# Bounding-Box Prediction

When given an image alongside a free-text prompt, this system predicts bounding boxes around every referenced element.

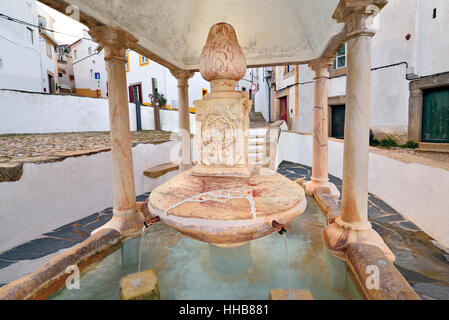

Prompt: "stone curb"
[311,186,420,300]
[0,228,122,300]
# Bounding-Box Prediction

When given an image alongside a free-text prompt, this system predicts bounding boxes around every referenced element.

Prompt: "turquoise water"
[50,198,362,300]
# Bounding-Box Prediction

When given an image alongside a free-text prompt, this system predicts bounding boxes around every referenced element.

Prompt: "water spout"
[272,220,287,235]
[138,216,161,274]
[144,216,161,228]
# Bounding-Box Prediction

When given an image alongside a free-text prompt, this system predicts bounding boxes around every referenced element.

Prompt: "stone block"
[269,289,314,300]
[120,269,160,300]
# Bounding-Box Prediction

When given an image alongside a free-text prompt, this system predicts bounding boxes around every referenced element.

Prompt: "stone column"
[89,26,144,237]
[408,89,423,142]
[323,0,395,261]
[171,69,195,171]
[305,61,340,199]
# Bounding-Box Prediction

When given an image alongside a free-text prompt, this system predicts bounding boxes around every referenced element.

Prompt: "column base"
[305,180,340,199]
[323,217,395,262]
[92,209,145,238]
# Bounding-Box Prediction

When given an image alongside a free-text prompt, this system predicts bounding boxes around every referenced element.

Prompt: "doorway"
[422,86,449,143]
[331,105,345,139]
[47,73,55,94]
[280,97,288,123]
[129,83,143,103]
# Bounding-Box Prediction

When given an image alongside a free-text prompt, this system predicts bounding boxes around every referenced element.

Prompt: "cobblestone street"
[0,130,176,164]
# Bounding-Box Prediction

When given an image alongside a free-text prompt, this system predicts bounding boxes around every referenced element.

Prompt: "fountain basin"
[148,167,307,245]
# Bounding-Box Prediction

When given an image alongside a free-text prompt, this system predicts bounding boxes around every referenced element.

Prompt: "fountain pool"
[49,198,362,300]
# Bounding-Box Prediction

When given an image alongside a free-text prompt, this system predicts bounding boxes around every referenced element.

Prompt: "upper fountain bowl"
[148,168,307,245]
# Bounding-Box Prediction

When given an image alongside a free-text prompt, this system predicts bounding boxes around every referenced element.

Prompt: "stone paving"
[0,131,176,165]
[0,161,448,299]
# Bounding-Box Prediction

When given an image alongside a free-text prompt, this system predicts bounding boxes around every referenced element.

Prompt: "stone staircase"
[248,127,269,165]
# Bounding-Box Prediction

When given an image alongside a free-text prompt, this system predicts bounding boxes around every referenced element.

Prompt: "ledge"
[144,162,179,179]
[0,163,23,182]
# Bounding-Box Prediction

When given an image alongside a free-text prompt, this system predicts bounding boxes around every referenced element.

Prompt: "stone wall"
[0,141,179,253]
[0,89,195,134]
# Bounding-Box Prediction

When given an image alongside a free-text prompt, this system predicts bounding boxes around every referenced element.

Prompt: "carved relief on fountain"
[193,22,254,177]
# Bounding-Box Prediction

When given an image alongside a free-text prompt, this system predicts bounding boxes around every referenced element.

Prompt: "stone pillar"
[305,61,340,199]
[171,69,195,171]
[323,0,395,261]
[89,26,144,237]
[408,89,423,142]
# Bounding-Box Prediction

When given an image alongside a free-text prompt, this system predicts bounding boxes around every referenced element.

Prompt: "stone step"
[144,162,179,178]
[249,141,265,147]
[416,142,449,153]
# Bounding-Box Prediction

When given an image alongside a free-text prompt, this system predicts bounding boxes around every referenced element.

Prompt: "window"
[90,69,93,79]
[333,44,346,70]
[283,65,295,78]
[433,8,437,19]
[0,57,3,68]
[202,89,208,99]
[139,55,149,66]
[26,27,34,44]
[58,72,63,77]
[88,47,92,55]
[74,50,78,60]
[46,41,52,59]
[69,75,75,81]
[125,52,130,72]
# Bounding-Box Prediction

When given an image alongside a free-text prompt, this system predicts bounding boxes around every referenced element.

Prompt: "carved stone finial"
[199,23,247,85]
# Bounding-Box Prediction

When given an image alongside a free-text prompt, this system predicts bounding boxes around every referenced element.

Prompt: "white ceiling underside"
[65,0,344,70]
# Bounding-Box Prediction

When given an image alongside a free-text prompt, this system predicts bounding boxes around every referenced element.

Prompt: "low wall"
[277,131,449,248]
[0,141,179,253]
[0,89,195,134]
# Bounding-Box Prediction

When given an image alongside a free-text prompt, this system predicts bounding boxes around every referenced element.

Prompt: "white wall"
[0,141,179,253]
[417,0,449,76]
[0,89,195,134]
[277,131,449,248]
[0,0,42,92]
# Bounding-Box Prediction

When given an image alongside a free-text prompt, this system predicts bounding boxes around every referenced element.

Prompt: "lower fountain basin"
[148,167,307,244]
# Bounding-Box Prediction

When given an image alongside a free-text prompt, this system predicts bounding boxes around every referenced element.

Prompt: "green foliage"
[400,141,419,149]
[149,92,167,107]
[370,138,381,147]
[379,137,399,147]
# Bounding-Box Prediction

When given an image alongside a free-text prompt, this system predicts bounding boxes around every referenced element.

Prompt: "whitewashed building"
[37,4,59,94]
[269,0,449,147]
[71,34,212,109]
[0,0,42,92]
[70,30,107,98]
[0,0,60,94]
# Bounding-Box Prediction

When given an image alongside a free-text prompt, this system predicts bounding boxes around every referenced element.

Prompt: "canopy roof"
[41,0,349,70]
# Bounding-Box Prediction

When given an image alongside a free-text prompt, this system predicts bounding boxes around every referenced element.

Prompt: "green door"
[422,87,449,143]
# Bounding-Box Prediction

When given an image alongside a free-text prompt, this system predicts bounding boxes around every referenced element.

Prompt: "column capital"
[333,0,388,39]
[308,59,333,79]
[170,69,195,82]
[89,26,138,61]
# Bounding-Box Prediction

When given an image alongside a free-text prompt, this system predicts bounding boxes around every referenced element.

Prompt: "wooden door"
[48,74,55,94]
[422,87,449,143]
[331,105,345,139]
[128,84,142,103]
[280,97,288,122]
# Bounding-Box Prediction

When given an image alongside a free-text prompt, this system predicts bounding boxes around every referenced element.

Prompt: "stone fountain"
[147,22,307,246]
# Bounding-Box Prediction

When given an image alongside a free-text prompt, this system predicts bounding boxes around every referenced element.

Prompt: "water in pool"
[50,198,362,300]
